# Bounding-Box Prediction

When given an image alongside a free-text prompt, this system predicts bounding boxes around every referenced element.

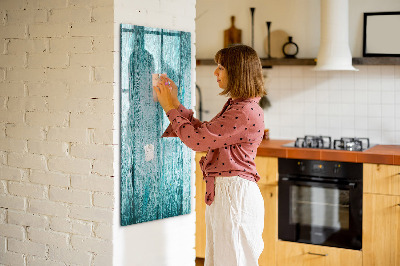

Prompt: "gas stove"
[283,135,373,151]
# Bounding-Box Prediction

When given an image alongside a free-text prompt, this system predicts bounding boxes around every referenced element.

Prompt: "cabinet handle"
[307,252,328,256]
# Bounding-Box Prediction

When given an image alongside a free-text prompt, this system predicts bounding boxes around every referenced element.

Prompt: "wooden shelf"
[352,57,400,65]
[196,57,400,67]
[196,58,315,68]
[260,58,316,67]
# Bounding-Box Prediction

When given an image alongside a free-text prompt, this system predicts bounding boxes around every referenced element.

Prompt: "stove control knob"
[297,161,305,171]
[334,164,341,174]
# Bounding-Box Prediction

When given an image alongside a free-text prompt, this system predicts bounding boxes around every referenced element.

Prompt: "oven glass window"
[290,186,349,230]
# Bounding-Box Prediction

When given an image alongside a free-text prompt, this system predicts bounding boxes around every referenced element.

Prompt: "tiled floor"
[195,257,205,266]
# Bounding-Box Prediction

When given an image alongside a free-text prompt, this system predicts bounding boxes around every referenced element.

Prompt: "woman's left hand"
[153,77,175,113]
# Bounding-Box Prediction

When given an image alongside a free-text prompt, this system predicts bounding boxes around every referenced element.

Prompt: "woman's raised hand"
[153,76,176,113]
[164,77,180,108]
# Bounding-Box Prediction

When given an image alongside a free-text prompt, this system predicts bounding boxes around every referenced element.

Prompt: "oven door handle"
[280,177,357,189]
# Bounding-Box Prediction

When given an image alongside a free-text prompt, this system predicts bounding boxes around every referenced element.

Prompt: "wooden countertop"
[256,139,400,165]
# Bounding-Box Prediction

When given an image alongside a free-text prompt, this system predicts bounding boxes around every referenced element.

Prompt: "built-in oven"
[278,158,363,250]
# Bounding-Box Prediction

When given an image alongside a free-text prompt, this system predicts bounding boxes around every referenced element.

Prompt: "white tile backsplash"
[316,116,330,129]
[341,89,355,104]
[368,117,382,131]
[355,117,368,130]
[395,66,400,78]
[316,89,329,103]
[341,104,355,116]
[196,65,400,144]
[382,105,395,118]
[382,79,395,91]
[368,104,382,118]
[367,77,382,91]
[396,88,400,104]
[329,88,342,103]
[342,117,355,128]
[382,90,395,104]
[367,91,381,105]
[316,103,329,116]
[381,66,395,77]
[382,117,396,131]
[355,104,368,117]
[383,131,396,144]
[304,102,316,115]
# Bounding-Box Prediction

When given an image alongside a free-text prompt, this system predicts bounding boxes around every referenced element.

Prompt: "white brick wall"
[0,0,114,265]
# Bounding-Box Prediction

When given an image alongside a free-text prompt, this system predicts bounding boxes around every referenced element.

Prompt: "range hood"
[314,0,358,71]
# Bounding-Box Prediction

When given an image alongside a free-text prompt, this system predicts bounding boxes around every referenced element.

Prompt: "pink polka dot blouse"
[161,97,265,205]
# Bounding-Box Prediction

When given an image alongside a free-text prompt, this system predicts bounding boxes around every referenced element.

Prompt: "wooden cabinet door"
[255,156,278,186]
[259,185,278,266]
[195,152,207,258]
[363,193,400,266]
[364,164,400,196]
[277,241,362,266]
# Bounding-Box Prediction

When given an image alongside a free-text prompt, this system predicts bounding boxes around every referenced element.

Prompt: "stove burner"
[295,135,332,149]
[286,136,372,151]
[333,137,370,151]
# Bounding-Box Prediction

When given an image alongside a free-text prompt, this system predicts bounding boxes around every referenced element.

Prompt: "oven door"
[278,176,362,250]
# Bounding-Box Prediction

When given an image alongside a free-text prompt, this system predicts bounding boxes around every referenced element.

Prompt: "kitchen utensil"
[250,7,255,48]
[266,21,272,58]
[224,16,242,48]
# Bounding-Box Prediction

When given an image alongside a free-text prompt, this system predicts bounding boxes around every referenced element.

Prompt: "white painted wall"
[196,0,400,58]
[196,0,400,145]
[113,1,197,266]
[196,0,319,58]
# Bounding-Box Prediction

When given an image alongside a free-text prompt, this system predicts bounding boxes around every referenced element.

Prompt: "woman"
[154,44,266,266]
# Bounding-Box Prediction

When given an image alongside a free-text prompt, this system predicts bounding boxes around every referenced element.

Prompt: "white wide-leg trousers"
[205,176,264,266]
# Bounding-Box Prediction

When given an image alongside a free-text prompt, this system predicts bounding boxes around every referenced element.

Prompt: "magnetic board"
[120,24,192,225]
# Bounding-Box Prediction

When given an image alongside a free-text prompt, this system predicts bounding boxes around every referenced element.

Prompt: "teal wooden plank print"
[120,24,192,226]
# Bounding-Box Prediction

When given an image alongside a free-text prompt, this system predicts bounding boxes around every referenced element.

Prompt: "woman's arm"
[165,107,249,152]
[161,102,204,138]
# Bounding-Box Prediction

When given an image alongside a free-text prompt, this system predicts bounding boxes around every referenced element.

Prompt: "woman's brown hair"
[214,44,266,99]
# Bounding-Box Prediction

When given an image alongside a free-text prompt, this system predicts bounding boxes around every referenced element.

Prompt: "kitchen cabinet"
[255,156,278,186]
[256,157,278,266]
[195,154,279,265]
[363,193,400,266]
[363,163,400,196]
[363,164,400,266]
[195,156,400,265]
[195,152,207,258]
[276,241,362,266]
[259,184,278,266]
